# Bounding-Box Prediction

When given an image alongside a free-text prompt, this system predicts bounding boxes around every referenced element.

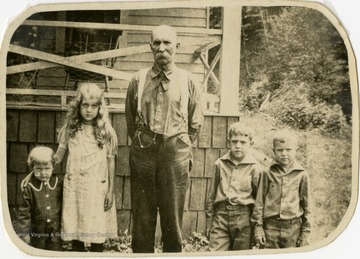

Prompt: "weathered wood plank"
[198,116,212,148]
[204,148,220,178]
[6,110,19,141]
[212,117,227,148]
[113,113,128,146]
[115,175,125,209]
[129,8,206,18]
[196,211,206,234]
[191,148,205,177]
[6,88,126,99]
[22,20,222,35]
[7,44,150,74]
[55,112,66,143]
[182,211,198,239]
[116,146,130,176]
[9,45,133,80]
[8,143,28,173]
[226,116,240,148]
[7,173,17,206]
[19,111,37,142]
[219,6,242,114]
[123,176,131,209]
[38,111,55,143]
[127,33,219,45]
[126,16,206,28]
[206,178,212,208]
[189,178,207,210]
[183,187,190,211]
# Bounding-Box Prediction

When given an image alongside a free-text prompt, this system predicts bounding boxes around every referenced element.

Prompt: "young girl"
[55,82,118,252]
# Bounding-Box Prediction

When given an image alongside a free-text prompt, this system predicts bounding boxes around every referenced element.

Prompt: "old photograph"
[0,0,358,257]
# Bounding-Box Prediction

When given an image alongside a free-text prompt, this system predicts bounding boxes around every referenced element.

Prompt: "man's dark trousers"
[129,130,192,253]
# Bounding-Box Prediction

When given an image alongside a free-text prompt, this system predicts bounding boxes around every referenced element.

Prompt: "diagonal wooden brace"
[7,44,150,80]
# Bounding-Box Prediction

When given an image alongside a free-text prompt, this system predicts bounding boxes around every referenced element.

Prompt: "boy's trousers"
[263,216,302,248]
[209,203,252,251]
[129,130,192,253]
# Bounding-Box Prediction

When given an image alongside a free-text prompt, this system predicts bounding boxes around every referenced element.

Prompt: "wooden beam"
[194,40,221,56]
[200,48,221,91]
[8,45,133,80]
[219,7,242,115]
[6,88,126,99]
[22,20,223,35]
[198,54,220,91]
[7,44,150,75]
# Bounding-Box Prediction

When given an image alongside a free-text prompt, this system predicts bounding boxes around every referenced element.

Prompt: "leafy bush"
[273,99,350,137]
[243,95,261,111]
[104,230,132,253]
[182,232,210,252]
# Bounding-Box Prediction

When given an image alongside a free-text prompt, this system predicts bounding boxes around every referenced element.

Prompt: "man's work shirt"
[252,160,311,240]
[206,152,263,220]
[125,64,203,142]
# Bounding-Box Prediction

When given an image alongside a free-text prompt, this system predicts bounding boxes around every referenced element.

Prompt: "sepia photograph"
[0,0,358,258]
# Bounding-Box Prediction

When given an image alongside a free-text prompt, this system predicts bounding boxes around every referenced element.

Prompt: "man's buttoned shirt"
[125,64,203,142]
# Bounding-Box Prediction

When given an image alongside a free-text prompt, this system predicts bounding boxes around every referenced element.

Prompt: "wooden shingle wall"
[6,109,239,240]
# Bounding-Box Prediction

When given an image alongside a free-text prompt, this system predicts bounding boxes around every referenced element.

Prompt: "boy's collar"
[271,159,305,172]
[28,173,58,191]
[221,151,258,165]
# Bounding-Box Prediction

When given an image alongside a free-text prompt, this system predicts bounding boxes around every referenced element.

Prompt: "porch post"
[219,6,242,114]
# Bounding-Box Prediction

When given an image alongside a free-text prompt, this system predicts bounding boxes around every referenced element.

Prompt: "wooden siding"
[108,7,220,92]
[6,108,239,240]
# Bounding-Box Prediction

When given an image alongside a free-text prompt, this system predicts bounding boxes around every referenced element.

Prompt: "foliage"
[240,6,352,130]
[264,83,351,138]
[182,232,210,252]
[103,230,132,253]
[103,231,210,253]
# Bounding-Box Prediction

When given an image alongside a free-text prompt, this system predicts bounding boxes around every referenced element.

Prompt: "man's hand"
[104,191,114,211]
[205,220,212,239]
[20,172,33,192]
[255,234,266,247]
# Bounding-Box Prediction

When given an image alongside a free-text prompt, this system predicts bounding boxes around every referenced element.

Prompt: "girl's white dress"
[59,124,118,243]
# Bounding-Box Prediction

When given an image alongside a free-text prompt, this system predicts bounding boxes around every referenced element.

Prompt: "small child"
[206,122,263,251]
[252,129,311,249]
[14,146,63,251]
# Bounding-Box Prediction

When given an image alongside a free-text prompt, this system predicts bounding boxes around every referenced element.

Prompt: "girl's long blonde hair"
[60,82,118,155]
